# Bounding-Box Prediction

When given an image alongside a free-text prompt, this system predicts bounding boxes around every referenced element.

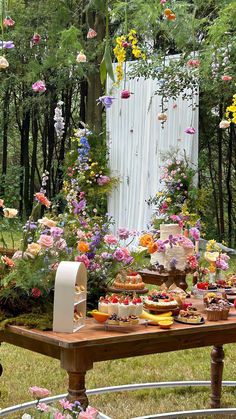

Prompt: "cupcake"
[218,300,230,320]
[206,304,222,321]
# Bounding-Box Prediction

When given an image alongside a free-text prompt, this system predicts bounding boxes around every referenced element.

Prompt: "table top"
[1,299,236,366]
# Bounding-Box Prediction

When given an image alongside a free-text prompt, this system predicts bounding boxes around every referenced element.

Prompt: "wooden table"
[1,301,236,411]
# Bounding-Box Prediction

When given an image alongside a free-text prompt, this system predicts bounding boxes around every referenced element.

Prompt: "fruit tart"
[144,290,178,311]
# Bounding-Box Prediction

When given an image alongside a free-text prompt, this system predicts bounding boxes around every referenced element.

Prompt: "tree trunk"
[1,87,10,197]
[30,107,38,207]
[226,125,234,246]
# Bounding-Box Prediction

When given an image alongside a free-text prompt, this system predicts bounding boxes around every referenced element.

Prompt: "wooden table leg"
[67,371,88,408]
[60,348,93,410]
[210,345,224,408]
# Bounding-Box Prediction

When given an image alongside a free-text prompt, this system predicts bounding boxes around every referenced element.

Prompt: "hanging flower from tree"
[87,28,97,39]
[76,51,86,63]
[3,16,15,27]
[32,33,41,45]
[0,56,9,69]
[113,29,146,86]
[32,80,46,92]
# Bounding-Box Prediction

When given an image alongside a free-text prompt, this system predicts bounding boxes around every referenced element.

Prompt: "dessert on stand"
[109,271,148,294]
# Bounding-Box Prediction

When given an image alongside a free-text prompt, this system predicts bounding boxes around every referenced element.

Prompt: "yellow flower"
[166,197,172,203]
[27,243,41,256]
[204,251,219,263]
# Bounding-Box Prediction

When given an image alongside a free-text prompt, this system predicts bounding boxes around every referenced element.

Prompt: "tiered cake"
[151,224,194,271]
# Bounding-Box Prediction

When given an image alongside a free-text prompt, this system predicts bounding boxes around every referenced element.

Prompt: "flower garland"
[226,93,236,124]
[113,29,145,85]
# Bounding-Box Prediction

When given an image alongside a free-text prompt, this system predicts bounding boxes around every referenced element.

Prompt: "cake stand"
[139,268,189,291]
[108,286,149,295]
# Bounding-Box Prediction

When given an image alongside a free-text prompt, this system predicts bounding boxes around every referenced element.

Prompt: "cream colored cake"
[150,223,194,271]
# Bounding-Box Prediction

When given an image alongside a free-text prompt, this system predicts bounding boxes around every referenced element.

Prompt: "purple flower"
[184,127,196,135]
[97,95,115,109]
[168,234,178,248]
[157,240,167,252]
[50,227,64,238]
[97,175,110,186]
[113,248,125,261]
[101,252,112,260]
[189,227,200,240]
[23,221,37,231]
[72,199,86,214]
[216,259,228,271]
[0,40,15,49]
[87,252,96,259]
[220,253,230,262]
[124,256,134,265]
[117,228,130,240]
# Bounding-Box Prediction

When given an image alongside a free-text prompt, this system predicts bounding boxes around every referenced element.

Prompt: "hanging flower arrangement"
[226,93,236,124]
[76,51,87,63]
[0,56,9,69]
[32,80,46,93]
[87,28,97,39]
[113,29,145,86]
[3,16,15,27]
[32,33,41,45]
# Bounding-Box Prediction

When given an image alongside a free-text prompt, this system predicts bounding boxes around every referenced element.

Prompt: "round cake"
[113,272,145,290]
[144,291,178,311]
[150,223,194,271]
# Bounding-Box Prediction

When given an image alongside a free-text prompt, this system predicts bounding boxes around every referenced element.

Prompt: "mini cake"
[206,304,222,321]
[144,290,178,311]
[98,296,109,313]
[113,272,145,290]
[150,223,194,271]
[178,307,202,324]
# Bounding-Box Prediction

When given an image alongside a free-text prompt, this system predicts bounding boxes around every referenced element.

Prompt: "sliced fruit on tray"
[90,310,110,323]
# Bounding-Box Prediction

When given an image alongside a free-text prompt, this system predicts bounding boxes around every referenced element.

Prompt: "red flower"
[32,288,42,298]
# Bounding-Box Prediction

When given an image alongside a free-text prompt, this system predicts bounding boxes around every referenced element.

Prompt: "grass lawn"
[1,343,236,418]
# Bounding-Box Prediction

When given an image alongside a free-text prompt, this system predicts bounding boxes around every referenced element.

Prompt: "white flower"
[3,208,18,218]
[21,414,32,419]
[219,120,230,129]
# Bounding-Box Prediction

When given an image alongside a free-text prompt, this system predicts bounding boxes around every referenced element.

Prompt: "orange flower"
[139,234,154,248]
[164,8,172,16]
[77,241,90,253]
[167,13,176,20]
[1,255,15,268]
[35,192,51,208]
[148,242,158,254]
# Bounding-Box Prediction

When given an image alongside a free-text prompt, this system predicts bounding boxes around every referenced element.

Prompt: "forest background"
[0,0,236,245]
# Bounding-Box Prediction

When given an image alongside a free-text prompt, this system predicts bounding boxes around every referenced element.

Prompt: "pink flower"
[87,28,97,39]
[184,127,196,135]
[117,228,130,240]
[38,234,54,248]
[160,0,167,3]
[75,254,90,268]
[54,238,67,250]
[120,247,130,258]
[54,413,65,419]
[77,229,86,240]
[216,259,228,271]
[221,75,232,81]
[104,234,118,245]
[59,399,73,411]
[32,33,41,45]
[220,253,230,261]
[85,407,99,418]
[189,227,200,240]
[187,59,200,68]
[97,175,110,186]
[29,386,51,399]
[113,248,125,261]
[32,80,46,93]
[31,288,41,298]
[0,199,4,207]
[37,403,50,412]
[121,89,131,99]
[78,411,96,419]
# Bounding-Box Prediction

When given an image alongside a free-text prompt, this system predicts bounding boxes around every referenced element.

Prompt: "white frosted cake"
[151,223,194,271]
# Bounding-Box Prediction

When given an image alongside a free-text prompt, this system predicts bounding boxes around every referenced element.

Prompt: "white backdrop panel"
[106,61,198,233]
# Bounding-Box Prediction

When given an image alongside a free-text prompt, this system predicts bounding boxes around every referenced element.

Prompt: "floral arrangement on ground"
[0,127,148,330]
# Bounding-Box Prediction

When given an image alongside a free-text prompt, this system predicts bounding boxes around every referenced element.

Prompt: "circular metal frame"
[1,380,236,418]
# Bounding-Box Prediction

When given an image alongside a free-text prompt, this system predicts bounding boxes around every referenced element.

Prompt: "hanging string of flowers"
[113,29,146,86]
[226,92,236,124]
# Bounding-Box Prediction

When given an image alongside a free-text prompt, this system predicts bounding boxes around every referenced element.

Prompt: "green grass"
[1,343,236,418]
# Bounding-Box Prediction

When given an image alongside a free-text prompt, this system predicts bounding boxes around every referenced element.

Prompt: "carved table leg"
[67,371,88,408]
[211,345,224,408]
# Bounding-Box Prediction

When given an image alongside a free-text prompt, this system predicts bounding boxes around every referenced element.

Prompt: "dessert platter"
[203,292,232,321]
[174,307,204,324]
[109,271,148,294]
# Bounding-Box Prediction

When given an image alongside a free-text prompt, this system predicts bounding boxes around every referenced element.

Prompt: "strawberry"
[123,299,129,305]
[112,297,119,303]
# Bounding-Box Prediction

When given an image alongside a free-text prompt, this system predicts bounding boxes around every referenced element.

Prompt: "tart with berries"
[143,290,178,311]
